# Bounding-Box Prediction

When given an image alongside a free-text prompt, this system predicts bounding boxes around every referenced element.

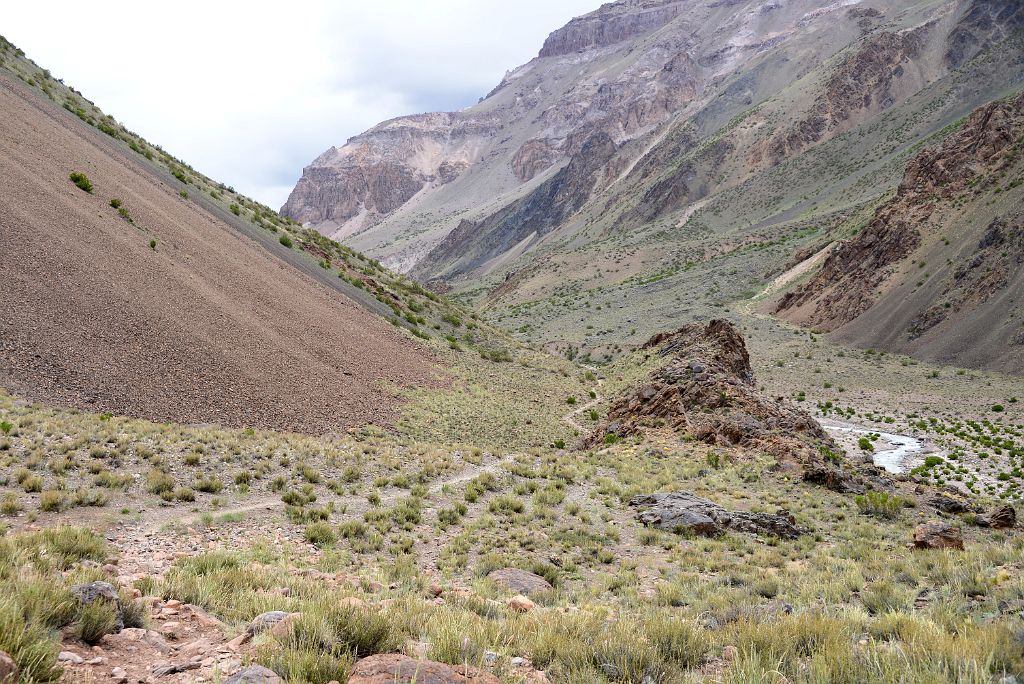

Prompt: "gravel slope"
[0,73,441,434]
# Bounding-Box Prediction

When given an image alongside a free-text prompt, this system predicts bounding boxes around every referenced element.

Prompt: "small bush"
[304,522,336,547]
[854,491,906,519]
[69,171,92,193]
[76,601,119,645]
[39,491,65,512]
[279,235,293,248]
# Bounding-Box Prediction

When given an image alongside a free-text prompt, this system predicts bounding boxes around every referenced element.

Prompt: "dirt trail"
[562,367,604,433]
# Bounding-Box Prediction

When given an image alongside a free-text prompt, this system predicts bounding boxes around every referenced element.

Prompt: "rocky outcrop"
[538,1,686,58]
[630,492,804,539]
[912,521,964,550]
[758,28,929,166]
[281,113,497,237]
[945,0,1024,68]
[592,320,869,491]
[415,132,617,279]
[776,92,1024,332]
[977,504,1017,529]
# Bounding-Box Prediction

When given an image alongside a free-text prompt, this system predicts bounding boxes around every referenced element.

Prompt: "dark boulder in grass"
[977,505,1016,529]
[0,651,16,684]
[71,580,123,632]
[630,492,803,539]
[912,521,964,550]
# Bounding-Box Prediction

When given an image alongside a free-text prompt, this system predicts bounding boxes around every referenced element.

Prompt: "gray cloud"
[3,1,597,209]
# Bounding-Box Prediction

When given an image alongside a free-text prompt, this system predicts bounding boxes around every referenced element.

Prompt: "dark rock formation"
[776,92,1024,332]
[977,504,1017,529]
[912,521,965,550]
[539,1,686,58]
[630,492,804,539]
[415,132,617,279]
[591,320,860,489]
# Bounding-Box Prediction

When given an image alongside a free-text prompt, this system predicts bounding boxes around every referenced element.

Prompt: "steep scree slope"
[0,65,440,434]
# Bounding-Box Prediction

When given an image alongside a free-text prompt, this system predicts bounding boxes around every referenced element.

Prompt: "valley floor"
[1,319,1023,683]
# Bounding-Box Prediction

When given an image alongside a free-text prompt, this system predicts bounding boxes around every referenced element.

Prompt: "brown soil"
[0,73,441,434]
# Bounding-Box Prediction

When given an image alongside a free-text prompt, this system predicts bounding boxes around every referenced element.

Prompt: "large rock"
[630,492,803,539]
[347,654,499,684]
[591,321,853,490]
[71,580,123,632]
[0,651,17,683]
[978,505,1016,529]
[486,568,553,596]
[913,521,964,550]
[246,611,291,636]
[225,665,283,684]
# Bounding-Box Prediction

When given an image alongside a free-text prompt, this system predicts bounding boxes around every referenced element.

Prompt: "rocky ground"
[2,323,1022,683]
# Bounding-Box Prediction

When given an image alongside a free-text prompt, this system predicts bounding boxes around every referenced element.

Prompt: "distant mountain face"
[773,91,1024,373]
[284,0,1024,371]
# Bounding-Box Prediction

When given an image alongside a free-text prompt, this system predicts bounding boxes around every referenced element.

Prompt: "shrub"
[854,491,906,519]
[279,235,293,248]
[76,601,119,645]
[858,436,874,452]
[145,469,175,495]
[69,171,92,193]
[0,493,22,516]
[992,404,1005,412]
[195,477,224,494]
[229,203,241,216]
[39,491,65,512]
[109,198,121,208]
[304,522,336,547]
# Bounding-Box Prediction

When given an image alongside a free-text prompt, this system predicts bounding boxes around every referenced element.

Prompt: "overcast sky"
[3,1,598,208]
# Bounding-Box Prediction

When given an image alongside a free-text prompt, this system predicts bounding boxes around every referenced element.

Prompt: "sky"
[3,1,598,209]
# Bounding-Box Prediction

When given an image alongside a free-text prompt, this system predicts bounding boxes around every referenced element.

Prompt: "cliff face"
[281,113,496,238]
[538,0,687,58]
[774,92,1024,373]
[282,0,1024,371]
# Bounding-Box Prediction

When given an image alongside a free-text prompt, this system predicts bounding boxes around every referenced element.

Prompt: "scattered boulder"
[929,491,975,514]
[246,611,291,636]
[0,651,16,683]
[912,521,964,550]
[486,568,552,596]
[507,595,535,613]
[225,665,283,684]
[630,492,803,539]
[347,654,500,684]
[111,667,129,684]
[338,597,368,611]
[978,505,1017,529]
[152,661,201,676]
[268,612,302,639]
[71,580,124,632]
[58,651,84,664]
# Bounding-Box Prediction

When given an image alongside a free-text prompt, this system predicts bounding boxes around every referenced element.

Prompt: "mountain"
[0,37,449,434]
[283,0,1024,371]
[773,91,1024,373]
